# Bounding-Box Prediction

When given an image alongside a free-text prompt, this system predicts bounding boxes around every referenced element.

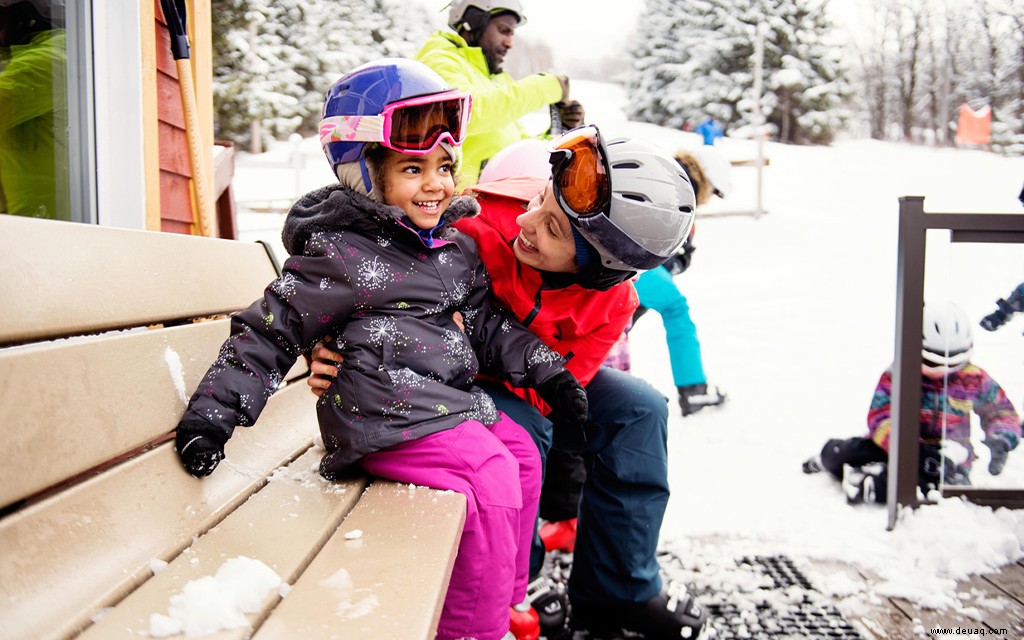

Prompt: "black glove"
[556,100,585,130]
[536,370,589,426]
[176,420,228,477]
[986,438,1011,475]
[918,443,944,484]
[980,298,1013,331]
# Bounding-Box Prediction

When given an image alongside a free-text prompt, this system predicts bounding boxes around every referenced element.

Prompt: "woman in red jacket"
[308,126,707,640]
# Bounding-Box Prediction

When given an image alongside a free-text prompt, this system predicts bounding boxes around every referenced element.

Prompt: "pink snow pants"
[361,412,542,640]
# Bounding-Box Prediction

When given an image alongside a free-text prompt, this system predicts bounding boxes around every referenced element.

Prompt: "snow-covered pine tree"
[626,0,848,144]
[212,0,433,149]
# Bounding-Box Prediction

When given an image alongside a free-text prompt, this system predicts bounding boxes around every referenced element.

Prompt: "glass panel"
[0,1,82,221]
[924,229,1024,492]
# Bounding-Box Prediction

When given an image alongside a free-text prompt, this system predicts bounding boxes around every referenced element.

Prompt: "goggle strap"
[319,115,386,147]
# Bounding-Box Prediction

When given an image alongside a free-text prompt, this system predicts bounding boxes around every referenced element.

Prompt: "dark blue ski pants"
[478,366,670,606]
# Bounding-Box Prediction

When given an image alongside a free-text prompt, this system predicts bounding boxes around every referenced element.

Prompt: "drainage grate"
[546,551,864,639]
[692,555,865,640]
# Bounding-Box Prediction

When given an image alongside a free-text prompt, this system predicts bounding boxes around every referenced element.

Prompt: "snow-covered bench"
[0,215,465,640]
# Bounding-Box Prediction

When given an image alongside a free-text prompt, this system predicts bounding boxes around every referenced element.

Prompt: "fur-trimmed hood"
[282,184,480,256]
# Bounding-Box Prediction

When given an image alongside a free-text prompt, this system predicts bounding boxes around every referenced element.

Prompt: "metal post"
[888,196,927,530]
[752,25,765,218]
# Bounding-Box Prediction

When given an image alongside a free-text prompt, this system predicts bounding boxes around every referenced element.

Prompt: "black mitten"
[536,370,589,426]
[985,438,1011,476]
[176,420,228,477]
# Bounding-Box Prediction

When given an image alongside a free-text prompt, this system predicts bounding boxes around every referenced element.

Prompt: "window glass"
[0,0,74,220]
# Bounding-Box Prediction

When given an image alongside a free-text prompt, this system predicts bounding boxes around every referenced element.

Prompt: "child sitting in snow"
[803,301,1020,504]
[173,59,588,640]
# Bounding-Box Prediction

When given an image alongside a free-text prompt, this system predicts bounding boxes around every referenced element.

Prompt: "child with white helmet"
[803,301,1021,504]
[173,58,590,640]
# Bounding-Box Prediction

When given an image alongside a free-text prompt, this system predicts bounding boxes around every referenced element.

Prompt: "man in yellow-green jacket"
[415,0,583,191]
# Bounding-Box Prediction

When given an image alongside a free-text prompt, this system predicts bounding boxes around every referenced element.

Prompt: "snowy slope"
[234,79,1024,616]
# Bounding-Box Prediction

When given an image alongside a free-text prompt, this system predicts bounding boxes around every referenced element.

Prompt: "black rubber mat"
[666,553,865,640]
[547,551,865,640]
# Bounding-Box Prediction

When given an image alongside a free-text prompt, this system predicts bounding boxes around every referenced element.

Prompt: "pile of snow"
[149,557,283,638]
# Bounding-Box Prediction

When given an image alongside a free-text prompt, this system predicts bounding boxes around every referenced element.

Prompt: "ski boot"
[539,517,577,553]
[571,582,707,639]
[677,383,726,417]
[509,602,540,640]
[527,575,569,638]
[802,454,823,474]
[842,462,885,504]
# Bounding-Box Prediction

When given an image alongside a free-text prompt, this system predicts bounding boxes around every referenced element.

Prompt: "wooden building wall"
[143,0,214,236]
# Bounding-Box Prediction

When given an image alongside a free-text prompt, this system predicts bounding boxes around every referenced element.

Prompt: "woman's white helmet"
[579,136,696,274]
[921,301,974,376]
[447,0,527,30]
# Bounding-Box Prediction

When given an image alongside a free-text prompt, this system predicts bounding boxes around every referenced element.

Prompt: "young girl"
[803,301,1020,504]
[174,58,588,640]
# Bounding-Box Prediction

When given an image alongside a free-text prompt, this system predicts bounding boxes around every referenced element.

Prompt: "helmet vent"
[621,193,649,203]
[680,205,693,213]
[613,161,641,170]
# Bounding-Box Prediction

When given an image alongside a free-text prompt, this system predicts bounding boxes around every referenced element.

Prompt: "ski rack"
[889,197,1024,530]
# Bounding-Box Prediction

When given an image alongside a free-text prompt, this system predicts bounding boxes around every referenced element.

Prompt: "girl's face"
[382,146,455,230]
[513,182,579,274]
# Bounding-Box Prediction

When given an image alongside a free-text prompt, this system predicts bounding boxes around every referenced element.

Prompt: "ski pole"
[160,0,214,237]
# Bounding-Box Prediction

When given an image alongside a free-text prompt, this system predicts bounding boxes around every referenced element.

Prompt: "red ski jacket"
[456,177,639,412]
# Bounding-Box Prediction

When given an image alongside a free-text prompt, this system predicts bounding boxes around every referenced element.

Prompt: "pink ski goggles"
[319,91,472,155]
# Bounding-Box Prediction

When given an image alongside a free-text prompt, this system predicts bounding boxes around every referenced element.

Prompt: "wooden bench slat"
[0,320,310,509]
[0,382,317,640]
[0,320,227,507]
[252,481,465,640]
[0,216,279,346]
[76,449,368,639]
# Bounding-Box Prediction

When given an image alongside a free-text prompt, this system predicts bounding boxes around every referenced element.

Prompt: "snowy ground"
[233,80,1024,623]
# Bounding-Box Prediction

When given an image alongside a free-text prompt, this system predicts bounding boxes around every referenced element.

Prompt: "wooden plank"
[0,382,317,640]
[159,119,191,176]
[0,319,311,508]
[160,170,195,225]
[252,481,466,640]
[0,320,229,507]
[802,559,918,640]
[77,450,368,640]
[0,216,278,345]
[157,71,186,131]
[985,561,1024,606]
[956,573,1024,637]
[889,596,985,636]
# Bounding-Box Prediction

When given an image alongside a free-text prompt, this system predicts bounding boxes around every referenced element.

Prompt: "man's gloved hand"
[536,370,589,426]
[985,438,1011,475]
[557,100,585,130]
[553,74,570,103]
[176,420,228,477]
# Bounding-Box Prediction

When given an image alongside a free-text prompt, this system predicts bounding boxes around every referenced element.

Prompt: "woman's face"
[381,146,455,230]
[513,182,579,273]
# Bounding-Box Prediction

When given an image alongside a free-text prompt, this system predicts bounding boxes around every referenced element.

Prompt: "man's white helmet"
[447,0,527,30]
[921,301,974,376]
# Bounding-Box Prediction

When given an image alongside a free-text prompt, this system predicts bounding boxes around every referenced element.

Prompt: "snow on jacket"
[867,365,1021,467]
[180,185,567,479]
[455,177,638,412]
[414,31,562,190]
